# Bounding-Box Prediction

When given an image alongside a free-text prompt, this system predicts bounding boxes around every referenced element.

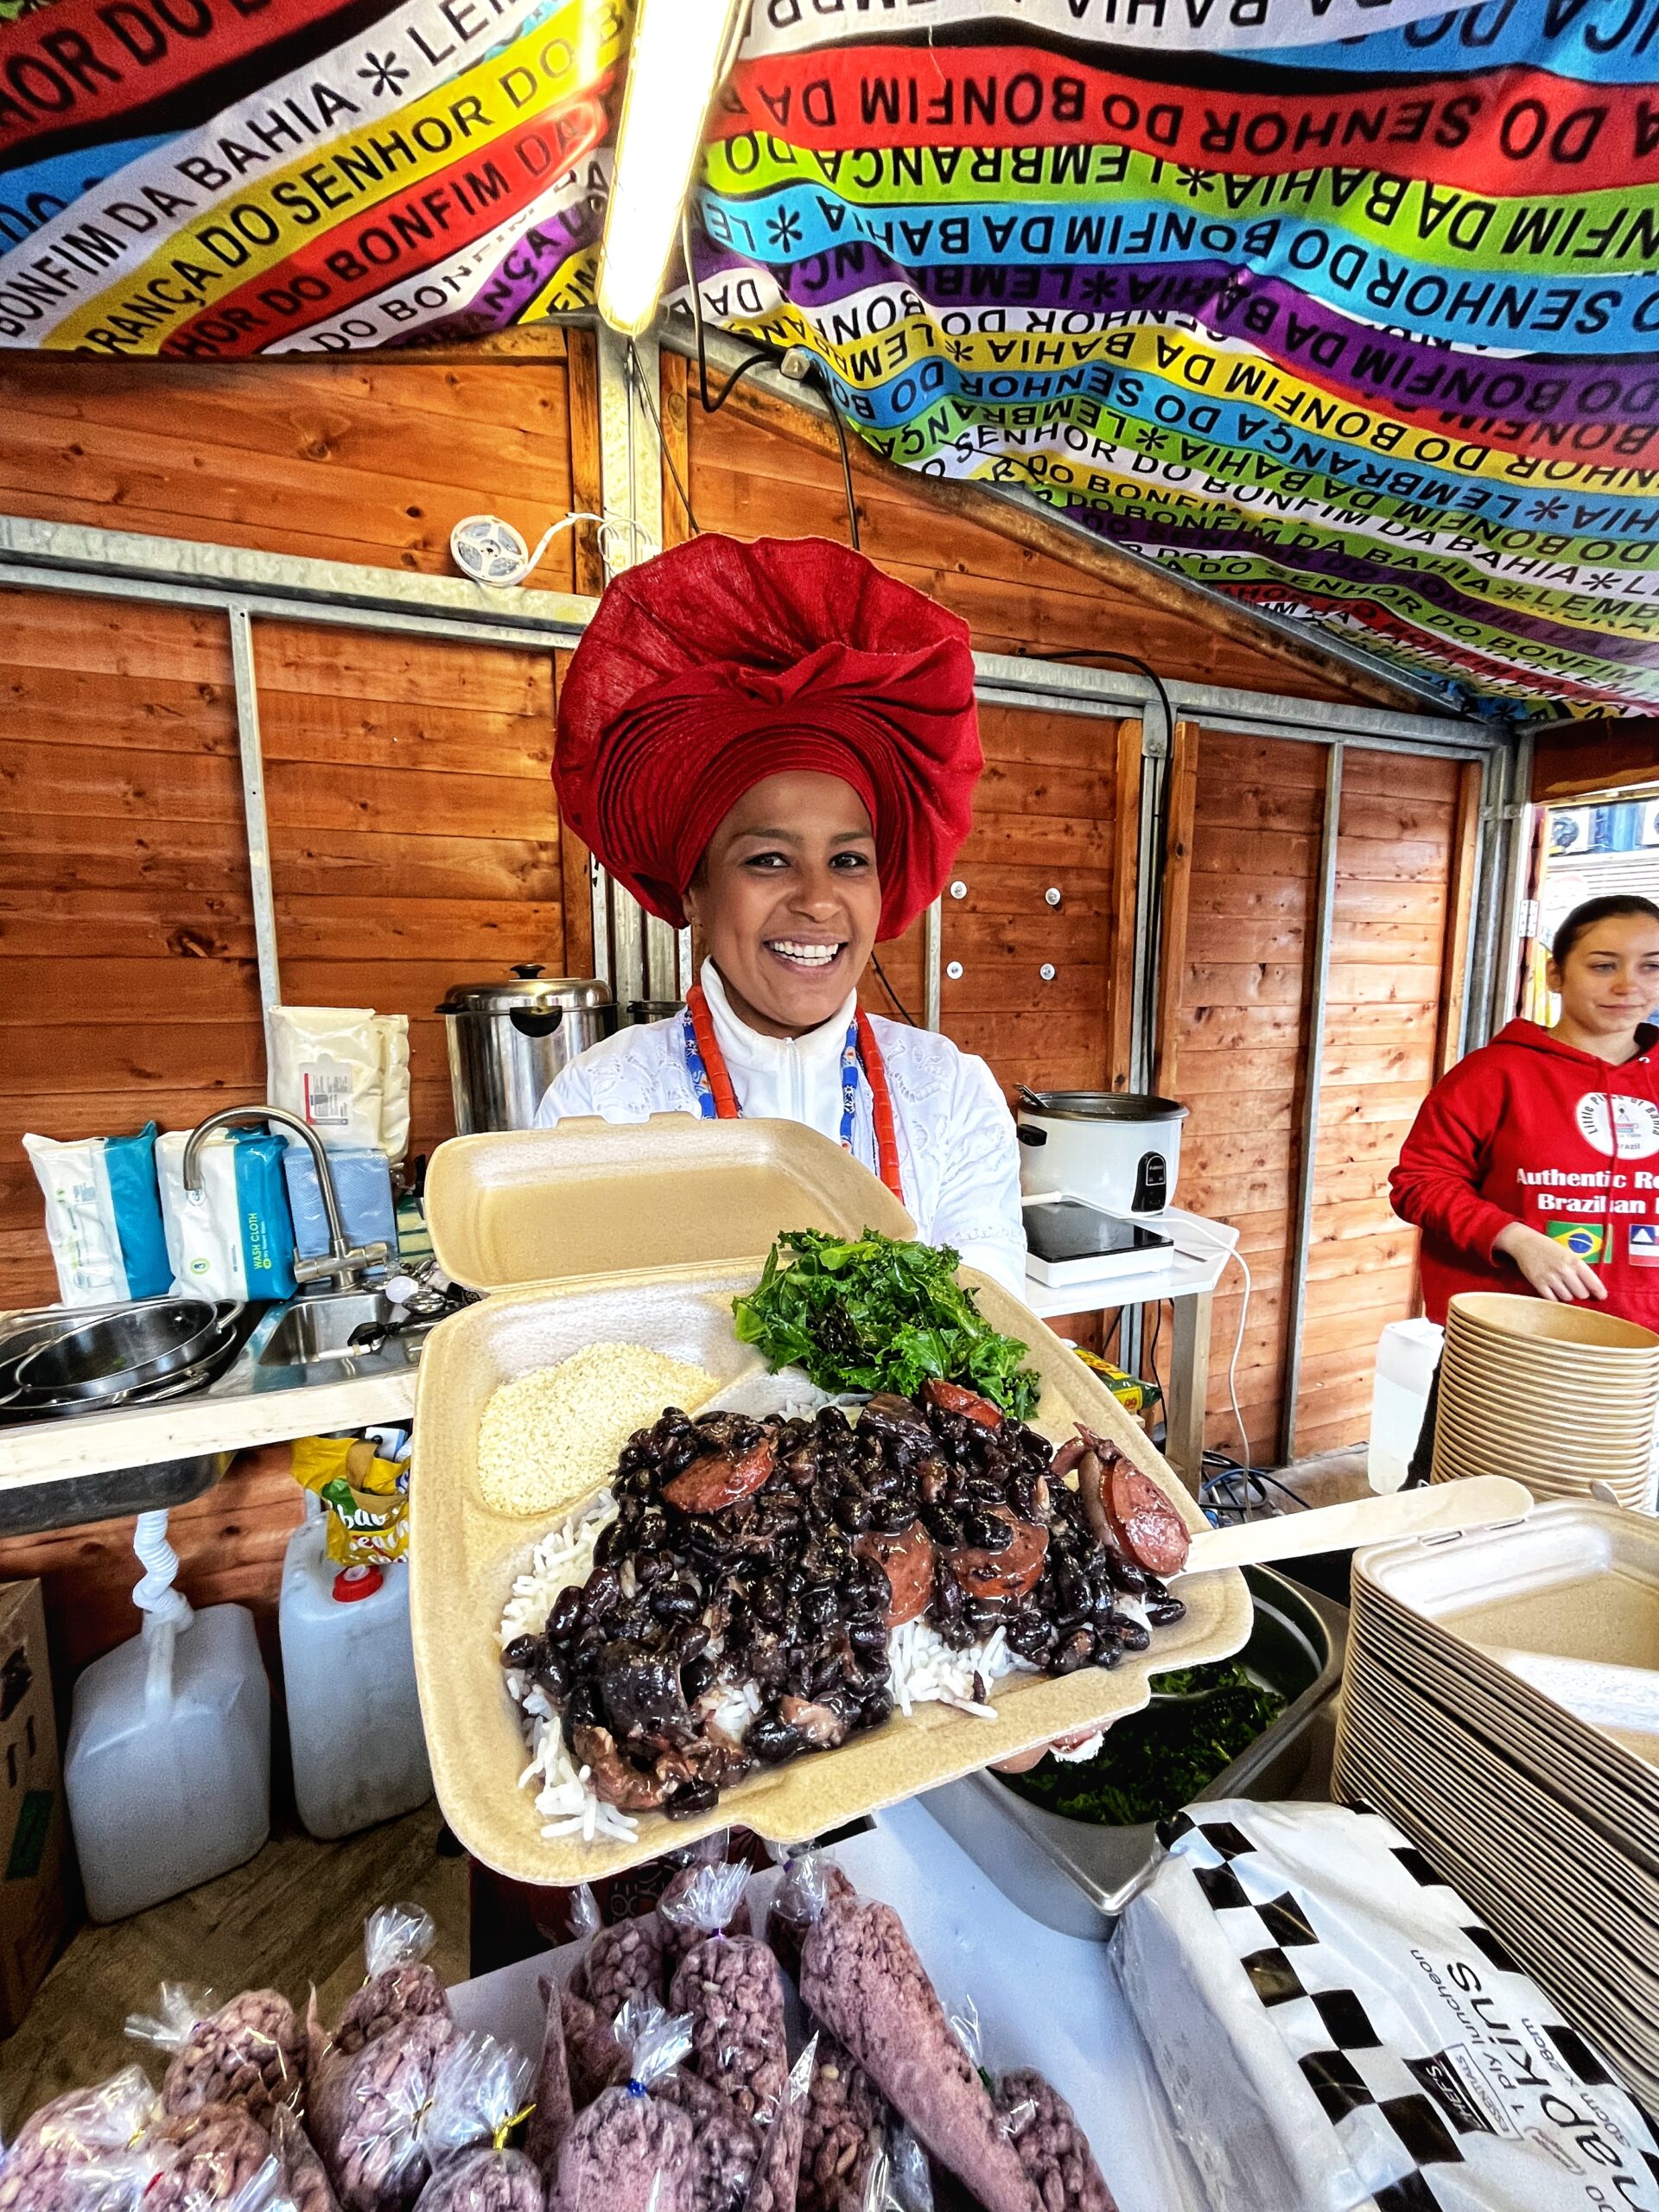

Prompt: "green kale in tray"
[732,1228,1042,1421]
[1000,1660,1288,1827]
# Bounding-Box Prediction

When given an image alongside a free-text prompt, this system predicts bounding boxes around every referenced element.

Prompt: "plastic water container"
[1368,1318,1445,1493]
[280,1514,431,1840]
[65,1604,270,1921]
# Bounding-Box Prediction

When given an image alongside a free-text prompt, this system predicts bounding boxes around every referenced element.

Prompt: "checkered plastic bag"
[1113,1800,1659,2212]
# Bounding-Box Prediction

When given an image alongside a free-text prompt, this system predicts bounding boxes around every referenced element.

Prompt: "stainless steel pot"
[437,967,614,1133]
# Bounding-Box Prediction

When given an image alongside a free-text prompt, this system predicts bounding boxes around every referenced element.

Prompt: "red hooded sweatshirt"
[1390,1020,1659,1328]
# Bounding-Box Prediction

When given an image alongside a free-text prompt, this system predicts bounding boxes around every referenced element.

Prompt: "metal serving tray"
[922,1566,1347,1939]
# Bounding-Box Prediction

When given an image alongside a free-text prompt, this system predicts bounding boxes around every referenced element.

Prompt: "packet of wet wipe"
[156,1128,296,1301]
[24,1122,169,1304]
[1114,1800,1659,2212]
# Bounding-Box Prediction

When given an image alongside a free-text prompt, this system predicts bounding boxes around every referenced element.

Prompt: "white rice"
[479,1344,719,1519]
[498,1487,1037,1851]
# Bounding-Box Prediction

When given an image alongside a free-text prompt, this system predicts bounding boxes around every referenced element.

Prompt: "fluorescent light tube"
[598,0,741,337]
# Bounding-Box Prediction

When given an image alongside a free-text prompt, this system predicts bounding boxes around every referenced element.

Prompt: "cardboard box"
[0,1580,68,2037]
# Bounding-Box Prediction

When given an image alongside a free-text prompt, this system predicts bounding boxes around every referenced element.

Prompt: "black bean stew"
[501,1387,1187,1821]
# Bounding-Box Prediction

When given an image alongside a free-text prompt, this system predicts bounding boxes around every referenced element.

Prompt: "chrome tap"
[181,1106,391,1292]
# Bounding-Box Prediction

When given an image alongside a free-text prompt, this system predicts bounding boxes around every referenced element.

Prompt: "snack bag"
[658,1865,753,1985]
[667,1887,786,2124]
[128,1983,308,2128]
[292,1440,410,1569]
[766,1856,855,1986]
[744,2039,817,2212]
[0,2066,159,2212]
[410,2036,539,2212]
[550,2003,696,2212]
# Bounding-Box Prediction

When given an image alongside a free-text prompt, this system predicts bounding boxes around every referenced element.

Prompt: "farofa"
[478,1344,718,1516]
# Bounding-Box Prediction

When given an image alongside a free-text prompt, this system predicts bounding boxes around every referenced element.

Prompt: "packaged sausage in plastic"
[524,1980,574,2187]
[550,2001,696,2212]
[742,2038,817,2212]
[269,2107,340,2212]
[558,1986,628,2111]
[0,2066,160,2212]
[128,1985,308,2129]
[765,1857,855,1986]
[658,1865,753,1986]
[410,2036,539,2212]
[668,1892,787,2125]
[799,1899,1037,2212]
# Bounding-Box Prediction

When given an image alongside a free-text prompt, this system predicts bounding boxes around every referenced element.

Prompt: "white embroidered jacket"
[535,963,1027,1293]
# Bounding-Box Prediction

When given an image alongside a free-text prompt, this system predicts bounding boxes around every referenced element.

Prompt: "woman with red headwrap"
[536,531,1025,1292]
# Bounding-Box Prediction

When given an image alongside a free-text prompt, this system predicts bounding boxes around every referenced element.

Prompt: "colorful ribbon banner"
[1,0,1657,709]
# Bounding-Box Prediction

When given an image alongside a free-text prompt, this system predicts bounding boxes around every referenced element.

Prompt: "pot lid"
[1016,1088,1189,1123]
[436,967,613,1016]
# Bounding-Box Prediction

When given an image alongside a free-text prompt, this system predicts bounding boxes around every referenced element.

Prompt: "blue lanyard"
[682,1007,864,1157]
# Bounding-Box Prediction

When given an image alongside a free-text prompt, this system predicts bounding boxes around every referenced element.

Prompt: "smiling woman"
[534,531,1027,1294]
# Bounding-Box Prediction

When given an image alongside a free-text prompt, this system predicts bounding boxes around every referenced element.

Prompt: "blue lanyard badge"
[683,1007,864,1154]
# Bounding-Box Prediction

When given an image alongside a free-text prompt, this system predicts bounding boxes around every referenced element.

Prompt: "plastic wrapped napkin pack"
[266,1006,410,1160]
[1114,1799,1658,2212]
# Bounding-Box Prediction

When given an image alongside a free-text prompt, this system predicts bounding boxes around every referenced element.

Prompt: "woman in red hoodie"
[1390,893,1659,1478]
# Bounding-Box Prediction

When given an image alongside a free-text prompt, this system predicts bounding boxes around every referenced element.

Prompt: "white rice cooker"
[1015,1088,1189,1214]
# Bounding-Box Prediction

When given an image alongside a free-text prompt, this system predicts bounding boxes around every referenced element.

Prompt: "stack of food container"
[1332,1497,1659,2107]
[1430,1291,1659,1508]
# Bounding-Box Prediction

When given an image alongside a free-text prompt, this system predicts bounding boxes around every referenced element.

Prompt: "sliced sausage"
[947,1510,1047,1602]
[664,1438,777,1516]
[854,1523,936,1626]
[923,1379,1005,1430]
[1105,1464,1190,1578]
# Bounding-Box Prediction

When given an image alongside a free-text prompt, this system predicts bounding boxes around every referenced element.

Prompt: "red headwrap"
[553,534,982,941]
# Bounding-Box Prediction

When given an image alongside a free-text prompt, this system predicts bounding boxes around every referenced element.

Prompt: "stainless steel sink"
[256,1290,399,1365]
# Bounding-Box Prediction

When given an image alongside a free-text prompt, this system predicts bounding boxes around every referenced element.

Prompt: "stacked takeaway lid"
[1333,1497,1659,2109]
[1430,1292,1659,1510]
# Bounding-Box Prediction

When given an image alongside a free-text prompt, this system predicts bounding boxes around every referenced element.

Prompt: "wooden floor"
[1,1799,468,2132]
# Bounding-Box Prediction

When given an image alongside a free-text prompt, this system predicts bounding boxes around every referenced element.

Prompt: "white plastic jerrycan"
[280,1508,431,1840]
[65,1512,270,1922]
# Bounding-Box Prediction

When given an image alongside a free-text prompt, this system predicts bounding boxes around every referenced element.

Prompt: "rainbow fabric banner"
[690,0,1659,714]
[0,0,1656,711]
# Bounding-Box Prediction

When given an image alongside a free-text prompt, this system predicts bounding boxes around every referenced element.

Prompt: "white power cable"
[1161,1216,1254,1479]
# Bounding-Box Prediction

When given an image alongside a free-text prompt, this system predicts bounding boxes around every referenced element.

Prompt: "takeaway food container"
[923,1566,1347,1937]
[436,968,613,1133]
[1015,1090,1189,1214]
[407,1118,1253,1884]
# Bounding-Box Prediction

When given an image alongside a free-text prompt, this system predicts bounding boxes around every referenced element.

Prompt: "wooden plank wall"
[0,353,582,1310]
[1294,750,1465,1457]
[1159,730,1323,1461]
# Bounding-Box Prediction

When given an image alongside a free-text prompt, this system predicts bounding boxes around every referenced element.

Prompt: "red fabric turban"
[553,534,982,941]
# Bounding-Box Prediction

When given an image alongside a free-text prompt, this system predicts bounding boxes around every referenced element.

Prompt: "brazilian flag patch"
[1547,1224,1607,1261]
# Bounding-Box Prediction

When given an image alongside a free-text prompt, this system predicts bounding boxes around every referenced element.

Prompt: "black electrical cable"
[869,949,918,1027]
[680,209,861,553]
[682,207,779,416]
[813,363,862,550]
